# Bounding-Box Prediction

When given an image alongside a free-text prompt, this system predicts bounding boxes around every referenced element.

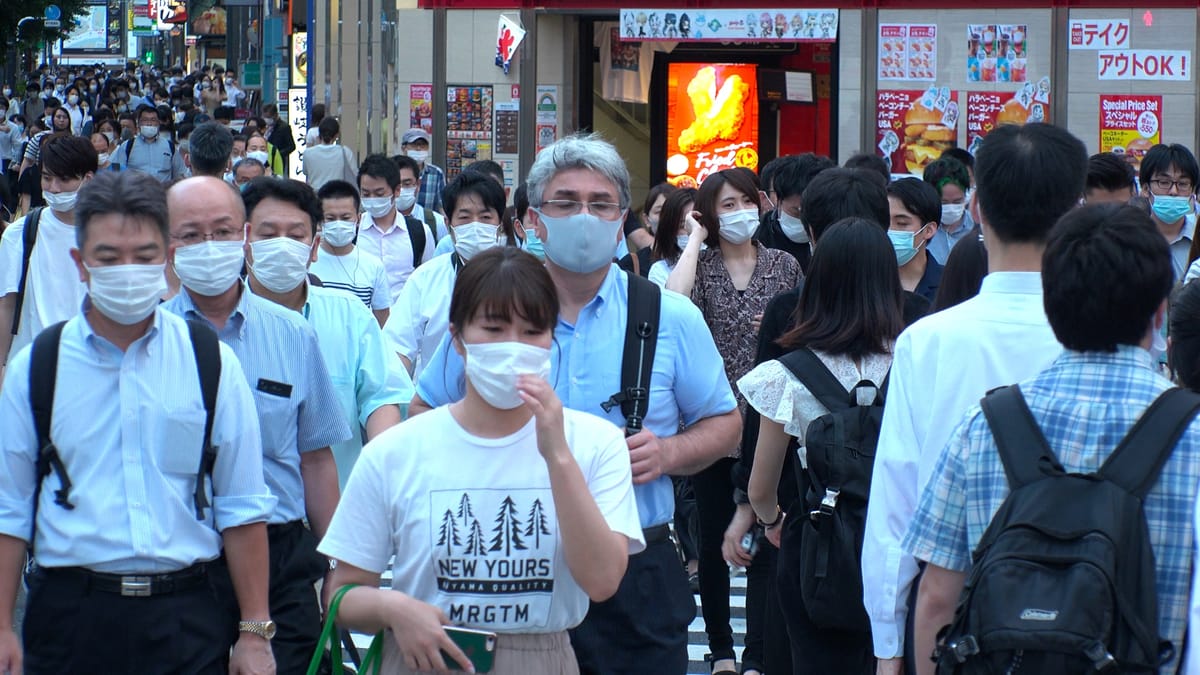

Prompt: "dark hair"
[310,103,326,126]
[641,182,677,220]
[773,153,837,201]
[843,152,891,185]
[466,159,504,185]
[1139,143,1199,194]
[759,156,785,195]
[1043,203,1172,352]
[930,234,988,312]
[241,178,324,236]
[135,104,159,123]
[1170,281,1200,390]
[940,147,975,171]
[317,117,339,143]
[887,178,942,229]
[213,106,234,121]
[1087,152,1136,195]
[74,170,169,248]
[41,134,98,179]
[262,103,279,116]
[188,122,233,177]
[778,217,904,357]
[358,154,401,189]
[513,183,529,223]
[801,168,890,242]
[651,187,698,263]
[448,247,558,335]
[922,157,970,195]
[443,171,511,242]
[390,154,422,182]
[975,123,1088,244]
[317,179,361,212]
[694,168,762,248]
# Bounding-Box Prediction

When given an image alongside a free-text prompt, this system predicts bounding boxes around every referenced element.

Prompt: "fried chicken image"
[678,67,750,153]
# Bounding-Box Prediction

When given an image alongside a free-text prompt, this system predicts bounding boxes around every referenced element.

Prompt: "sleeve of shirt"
[172,146,186,180]
[414,332,466,407]
[371,262,391,311]
[433,212,448,242]
[862,331,924,657]
[1186,497,1200,673]
[647,261,669,288]
[296,325,354,452]
[354,307,412,425]
[386,271,425,364]
[0,346,38,541]
[901,415,973,573]
[317,444,393,573]
[667,293,737,426]
[0,218,27,296]
[577,414,647,555]
[209,344,278,530]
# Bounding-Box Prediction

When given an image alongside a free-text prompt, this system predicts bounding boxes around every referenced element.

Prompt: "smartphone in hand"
[441,626,498,673]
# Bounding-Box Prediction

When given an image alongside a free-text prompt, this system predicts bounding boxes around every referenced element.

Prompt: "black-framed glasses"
[1150,177,1195,194]
[171,227,243,245]
[539,199,623,220]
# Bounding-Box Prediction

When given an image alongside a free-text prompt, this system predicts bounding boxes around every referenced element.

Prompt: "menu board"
[495,103,519,155]
[878,24,937,81]
[446,85,494,179]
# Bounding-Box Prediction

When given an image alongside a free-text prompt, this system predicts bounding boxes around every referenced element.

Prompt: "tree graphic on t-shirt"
[524,498,552,549]
[464,518,488,556]
[436,509,461,556]
[489,495,527,556]
[457,494,475,522]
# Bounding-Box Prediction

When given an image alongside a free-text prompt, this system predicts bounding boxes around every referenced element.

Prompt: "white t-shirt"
[0,209,88,358]
[647,259,674,288]
[384,252,456,378]
[318,406,644,639]
[310,246,391,311]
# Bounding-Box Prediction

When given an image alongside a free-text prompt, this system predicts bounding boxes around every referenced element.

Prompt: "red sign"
[965,90,1050,154]
[1099,95,1161,170]
[511,84,520,100]
[665,63,760,188]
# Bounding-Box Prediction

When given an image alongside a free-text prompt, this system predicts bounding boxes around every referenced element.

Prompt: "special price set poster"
[1099,95,1162,170]
[879,24,936,81]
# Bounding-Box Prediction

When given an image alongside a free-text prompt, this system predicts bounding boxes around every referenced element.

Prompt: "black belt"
[268,520,305,537]
[41,562,209,597]
[642,523,670,544]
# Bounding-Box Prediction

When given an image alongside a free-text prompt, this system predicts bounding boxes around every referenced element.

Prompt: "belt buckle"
[120,576,152,597]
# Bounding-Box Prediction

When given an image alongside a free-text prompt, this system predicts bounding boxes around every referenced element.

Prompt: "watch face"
[264,621,277,639]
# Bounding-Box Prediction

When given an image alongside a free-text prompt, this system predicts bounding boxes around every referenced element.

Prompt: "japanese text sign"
[1098,50,1191,81]
[1069,20,1130,50]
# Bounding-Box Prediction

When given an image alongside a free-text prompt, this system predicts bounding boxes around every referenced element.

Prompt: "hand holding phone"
[441,626,498,673]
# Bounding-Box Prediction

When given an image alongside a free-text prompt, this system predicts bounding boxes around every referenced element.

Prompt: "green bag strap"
[306,583,385,675]
[359,634,384,675]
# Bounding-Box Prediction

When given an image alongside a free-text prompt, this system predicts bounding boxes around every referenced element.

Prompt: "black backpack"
[27,319,222,551]
[935,385,1200,674]
[404,215,428,269]
[778,348,887,632]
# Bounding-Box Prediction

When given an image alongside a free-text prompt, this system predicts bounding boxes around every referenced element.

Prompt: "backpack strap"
[1100,387,1200,499]
[123,137,135,165]
[422,207,440,241]
[186,320,222,520]
[979,385,1064,490]
[601,273,661,435]
[11,207,43,336]
[405,215,427,268]
[777,348,854,413]
[28,321,72,549]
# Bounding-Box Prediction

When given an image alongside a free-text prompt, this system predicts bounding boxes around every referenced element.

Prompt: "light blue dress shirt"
[0,307,276,574]
[300,285,413,489]
[416,264,737,528]
[164,287,351,524]
[928,211,977,265]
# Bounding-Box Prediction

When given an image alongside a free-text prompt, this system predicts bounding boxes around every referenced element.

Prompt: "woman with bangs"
[319,247,643,674]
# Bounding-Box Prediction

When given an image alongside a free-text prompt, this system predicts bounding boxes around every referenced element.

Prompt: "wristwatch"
[757,505,784,529]
[239,620,277,640]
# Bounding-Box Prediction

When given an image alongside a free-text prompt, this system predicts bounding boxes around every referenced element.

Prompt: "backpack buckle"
[809,488,840,521]
[1083,642,1117,673]
[947,635,980,663]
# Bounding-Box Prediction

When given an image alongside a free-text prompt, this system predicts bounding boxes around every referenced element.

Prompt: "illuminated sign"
[666,63,759,188]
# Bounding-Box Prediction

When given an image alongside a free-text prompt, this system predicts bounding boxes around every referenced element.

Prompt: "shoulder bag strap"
[602,272,661,435]
[187,320,221,519]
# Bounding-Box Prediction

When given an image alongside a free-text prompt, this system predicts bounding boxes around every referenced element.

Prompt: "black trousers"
[572,536,696,674]
[744,541,793,674]
[213,521,328,674]
[23,566,226,675]
[672,476,701,563]
[692,457,738,662]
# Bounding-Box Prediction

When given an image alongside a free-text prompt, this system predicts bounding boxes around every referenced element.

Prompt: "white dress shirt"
[356,211,436,303]
[861,272,1062,657]
[383,252,456,378]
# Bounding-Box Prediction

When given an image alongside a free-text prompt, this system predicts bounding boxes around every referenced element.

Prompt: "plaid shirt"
[904,346,1200,673]
[417,163,445,214]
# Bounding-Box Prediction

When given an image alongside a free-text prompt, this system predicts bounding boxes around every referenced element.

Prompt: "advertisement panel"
[666,63,759,187]
[876,87,958,175]
[1099,95,1162,170]
[965,83,1051,155]
[619,9,838,42]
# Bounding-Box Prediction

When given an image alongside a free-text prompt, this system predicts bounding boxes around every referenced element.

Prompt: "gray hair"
[189,121,234,177]
[526,133,631,211]
[233,157,267,174]
[75,170,169,248]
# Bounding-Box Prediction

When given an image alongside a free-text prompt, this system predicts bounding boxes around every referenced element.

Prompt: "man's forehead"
[547,168,620,196]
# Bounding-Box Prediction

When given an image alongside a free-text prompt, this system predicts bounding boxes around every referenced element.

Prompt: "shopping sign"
[1068,19,1129,50]
[1098,50,1191,81]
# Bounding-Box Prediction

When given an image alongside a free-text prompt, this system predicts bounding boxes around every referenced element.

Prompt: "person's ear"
[528,209,548,241]
[70,248,87,283]
[309,235,320,265]
[450,324,465,357]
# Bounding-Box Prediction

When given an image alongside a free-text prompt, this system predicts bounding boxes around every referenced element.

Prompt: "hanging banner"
[666,63,760,187]
[1099,95,1161,170]
[291,32,308,87]
[495,15,525,75]
[619,9,838,42]
[1069,19,1130,50]
[877,88,958,175]
[287,88,307,181]
[1098,50,1191,81]
[965,81,1051,155]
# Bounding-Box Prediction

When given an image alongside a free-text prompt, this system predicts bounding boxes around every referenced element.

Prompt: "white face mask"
[85,263,167,325]
[97,152,110,165]
[103,131,116,144]
[246,150,269,166]
[407,150,429,164]
[395,187,418,211]
[43,189,79,213]
[453,221,502,261]
[777,211,810,244]
[140,125,159,139]
[718,208,760,245]
[321,220,357,248]
[249,237,313,294]
[463,341,552,410]
[362,196,394,219]
[68,94,79,105]
[536,210,623,274]
[941,202,966,225]
[174,239,246,296]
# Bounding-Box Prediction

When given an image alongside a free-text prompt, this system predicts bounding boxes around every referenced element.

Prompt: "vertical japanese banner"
[965,83,1051,155]
[410,84,433,134]
[877,89,958,175]
[665,63,760,187]
[1099,95,1162,170]
[287,88,308,180]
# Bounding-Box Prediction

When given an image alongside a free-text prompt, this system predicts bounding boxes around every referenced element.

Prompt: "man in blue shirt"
[120,104,184,183]
[411,134,742,673]
[0,171,276,674]
[164,175,351,673]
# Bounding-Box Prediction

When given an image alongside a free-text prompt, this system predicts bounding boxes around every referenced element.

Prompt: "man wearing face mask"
[385,171,511,378]
[0,135,97,380]
[310,181,390,326]
[241,177,408,490]
[261,104,296,176]
[163,176,351,674]
[400,128,445,215]
[21,84,45,130]
[1138,143,1199,281]
[392,154,447,243]
[356,154,435,302]
[754,153,836,274]
[0,169,278,675]
[120,105,184,183]
[923,157,976,265]
[410,134,742,674]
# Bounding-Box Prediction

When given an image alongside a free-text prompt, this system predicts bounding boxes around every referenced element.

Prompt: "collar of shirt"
[978,271,1042,296]
[172,284,250,338]
[362,212,405,237]
[559,264,620,330]
[78,296,162,358]
[1038,345,1156,392]
[1168,214,1197,246]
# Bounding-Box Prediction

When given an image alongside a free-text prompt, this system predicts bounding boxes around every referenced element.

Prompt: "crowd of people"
[3,61,1200,675]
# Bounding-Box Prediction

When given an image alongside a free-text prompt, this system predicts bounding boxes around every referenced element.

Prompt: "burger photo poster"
[965,84,1050,155]
[876,88,959,175]
[665,63,760,188]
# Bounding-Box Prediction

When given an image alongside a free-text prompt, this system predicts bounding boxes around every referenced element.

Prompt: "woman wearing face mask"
[887,178,943,302]
[62,86,85,135]
[90,132,116,172]
[619,182,676,278]
[922,157,974,265]
[666,168,802,675]
[246,132,282,176]
[199,77,222,114]
[646,187,698,288]
[319,246,643,675]
[0,98,12,176]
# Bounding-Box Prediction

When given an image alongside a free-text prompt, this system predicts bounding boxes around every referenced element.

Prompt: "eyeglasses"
[1150,177,1195,194]
[539,199,623,220]
[171,227,242,245]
